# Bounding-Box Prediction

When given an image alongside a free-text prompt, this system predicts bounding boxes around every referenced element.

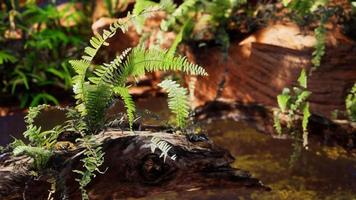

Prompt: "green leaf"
[158,79,190,128]
[0,51,17,64]
[46,67,65,79]
[302,102,311,148]
[302,102,311,132]
[277,92,290,113]
[346,83,356,121]
[297,69,307,88]
[273,111,282,135]
[113,86,136,129]
[30,93,59,107]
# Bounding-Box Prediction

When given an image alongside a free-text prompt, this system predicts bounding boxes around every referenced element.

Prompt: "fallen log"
[0,130,268,200]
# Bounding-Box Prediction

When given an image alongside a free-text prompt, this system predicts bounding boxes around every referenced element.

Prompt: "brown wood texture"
[0,130,267,200]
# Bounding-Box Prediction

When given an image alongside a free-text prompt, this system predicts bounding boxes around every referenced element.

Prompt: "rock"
[0,130,268,199]
[184,22,356,119]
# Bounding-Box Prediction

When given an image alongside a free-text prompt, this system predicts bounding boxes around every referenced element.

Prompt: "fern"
[114,87,136,130]
[23,105,64,148]
[7,7,207,199]
[113,86,136,129]
[89,48,132,86]
[150,136,177,162]
[70,7,160,119]
[82,84,113,133]
[346,83,356,122]
[158,79,190,129]
[73,136,105,200]
[13,145,52,170]
[273,69,311,149]
[70,46,206,131]
[312,22,326,69]
[0,50,17,64]
[123,47,208,77]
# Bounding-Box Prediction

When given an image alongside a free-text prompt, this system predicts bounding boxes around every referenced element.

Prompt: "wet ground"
[0,97,355,199]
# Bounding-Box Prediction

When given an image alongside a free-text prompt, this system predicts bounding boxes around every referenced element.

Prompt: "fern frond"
[0,50,17,64]
[13,145,52,170]
[150,136,177,162]
[124,47,208,77]
[89,48,132,86]
[312,23,326,69]
[158,79,190,128]
[74,136,105,200]
[25,104,49,125]
[83,84,113,133]
[69,59,91,115]
[113,86,136,129]
[70,6,160,120]
[346,83,356,122]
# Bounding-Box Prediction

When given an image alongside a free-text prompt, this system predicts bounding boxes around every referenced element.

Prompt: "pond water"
[0,97,355,199]
[134,97,356,200]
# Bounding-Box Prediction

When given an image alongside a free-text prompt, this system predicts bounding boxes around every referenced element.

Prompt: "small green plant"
[346,83,356,122]
[274,69,312,149]
[73,136,106,200]
[11,6,207,200]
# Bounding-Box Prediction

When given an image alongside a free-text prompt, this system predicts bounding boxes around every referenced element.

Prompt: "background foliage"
[0,0,90,107]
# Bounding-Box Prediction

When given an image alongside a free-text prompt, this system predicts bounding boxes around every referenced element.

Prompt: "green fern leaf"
[113,86,136,129]
[0,50,17,64]
[83,84,113,133]
[158,79,190,128]
[13,145,52,170]
[302,102,311,148]
[124,47,208,77]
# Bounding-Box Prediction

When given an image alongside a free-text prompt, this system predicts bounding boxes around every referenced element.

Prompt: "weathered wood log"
[0,130,268,200]
[184,23,356,120]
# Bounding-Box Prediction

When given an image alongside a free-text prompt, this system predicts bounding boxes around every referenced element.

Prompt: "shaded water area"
[0,97,355,199]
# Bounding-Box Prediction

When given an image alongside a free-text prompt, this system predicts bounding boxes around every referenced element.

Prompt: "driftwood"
[0,130,268,200]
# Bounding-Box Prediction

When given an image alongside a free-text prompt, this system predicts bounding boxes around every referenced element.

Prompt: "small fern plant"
[274,69,312,149]
[11,6,207,200]
[69,7,207,134]
[346,83,356,122]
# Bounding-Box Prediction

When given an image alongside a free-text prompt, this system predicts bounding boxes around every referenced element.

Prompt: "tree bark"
[0,130,268,200]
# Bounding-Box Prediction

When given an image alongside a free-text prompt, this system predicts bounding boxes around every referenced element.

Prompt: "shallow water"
[134,97,356,200]
[0,97,355,199]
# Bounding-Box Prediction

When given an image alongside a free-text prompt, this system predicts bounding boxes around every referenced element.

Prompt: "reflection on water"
[0,97,355,199]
